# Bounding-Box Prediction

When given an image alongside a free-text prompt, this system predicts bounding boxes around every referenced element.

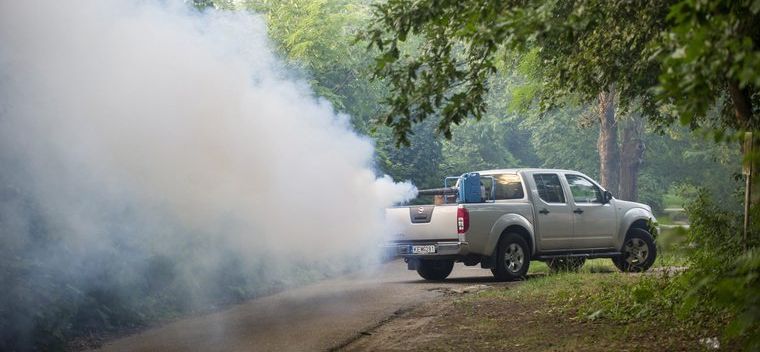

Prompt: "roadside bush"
[678,189,760,350]
[706,249,760,350]
[570,189,758,350]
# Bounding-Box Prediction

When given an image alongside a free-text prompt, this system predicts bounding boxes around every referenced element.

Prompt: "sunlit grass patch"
[454,270,708,350]
[461,257,728,349]
[527,260,549,274]
[446,235,737,350]
[474,255,683,316]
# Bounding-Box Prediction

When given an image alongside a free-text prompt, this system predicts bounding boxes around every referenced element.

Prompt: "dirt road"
[95,259,516,352]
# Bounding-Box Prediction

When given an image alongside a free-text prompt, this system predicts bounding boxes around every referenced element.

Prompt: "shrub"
[676,189,759,349]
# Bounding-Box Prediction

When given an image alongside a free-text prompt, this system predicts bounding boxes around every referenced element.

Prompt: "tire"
[491,233,531,281]
[613,228,657,272]
[546,257,586,272]
[416,259,454,280]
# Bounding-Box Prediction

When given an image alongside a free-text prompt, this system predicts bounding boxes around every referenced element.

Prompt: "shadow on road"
[390,272,548,285]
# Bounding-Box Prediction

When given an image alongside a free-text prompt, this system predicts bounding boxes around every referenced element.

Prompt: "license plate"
[411,245,436,254]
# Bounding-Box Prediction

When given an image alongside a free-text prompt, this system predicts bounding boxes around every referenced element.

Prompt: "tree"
[240,0,450,187]
[243,0,384,132]
[618,113,646,201]
[363,0,669,140]
[657,0,760,132]
[656,1,760,241]
[596,87,620,194]
[363,0,672,200]
[438,72,539,176]
[510,46,647,199]
[364,0,760,205]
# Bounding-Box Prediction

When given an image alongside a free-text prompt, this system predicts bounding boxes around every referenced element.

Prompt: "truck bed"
[385,200,535,258]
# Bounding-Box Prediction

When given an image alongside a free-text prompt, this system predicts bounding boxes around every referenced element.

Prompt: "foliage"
[438,74,539,176]
[362,0,675,145]
[364,0,760,170]
[712,249,760,350]
[644,126,740,211]
[260,0,363,104]
[439,117,523,176]
[248,0,738,204]
[245,0,452,189]
[375,119,444,189]
[555,190,760,350]
[676,190,760,349]
[657,0,760,129]
[524,108,599,176]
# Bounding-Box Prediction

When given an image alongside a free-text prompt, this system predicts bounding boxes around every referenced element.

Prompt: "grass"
[446,249,732,351]
[491,259,622,301]
[445,272,724,351]
[348,235,738,351]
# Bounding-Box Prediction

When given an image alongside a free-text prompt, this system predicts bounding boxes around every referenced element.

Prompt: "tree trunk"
[597,87,619,195]
[729,80,757,249]
[618,114,645,201]
[728,81,754,129]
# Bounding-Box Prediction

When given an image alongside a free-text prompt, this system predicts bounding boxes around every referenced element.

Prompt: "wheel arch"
[487,214,535,256]
[628,219,651,233]
[617,208,655,249]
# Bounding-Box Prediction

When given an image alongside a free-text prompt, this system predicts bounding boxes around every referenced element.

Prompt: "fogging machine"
[416,173,495,203]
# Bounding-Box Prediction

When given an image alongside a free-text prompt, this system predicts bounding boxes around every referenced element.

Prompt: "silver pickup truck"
[384,169,658,281]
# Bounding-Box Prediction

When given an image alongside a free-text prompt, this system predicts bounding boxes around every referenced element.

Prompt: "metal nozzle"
[417,187,459,196]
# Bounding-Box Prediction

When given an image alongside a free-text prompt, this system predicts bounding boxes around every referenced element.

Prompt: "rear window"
[483,173,524,200]
[533,173,566,203]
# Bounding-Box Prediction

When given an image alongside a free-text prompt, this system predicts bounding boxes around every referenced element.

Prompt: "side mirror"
[603,190,613,204]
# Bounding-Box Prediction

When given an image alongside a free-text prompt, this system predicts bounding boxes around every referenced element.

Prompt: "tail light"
[457,205,469,235]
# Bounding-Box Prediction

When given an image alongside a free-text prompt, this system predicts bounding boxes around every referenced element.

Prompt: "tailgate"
[385,204,459,241]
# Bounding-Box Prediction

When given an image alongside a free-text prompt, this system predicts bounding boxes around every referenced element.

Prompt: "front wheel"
[491,233,531,281]
[613,228,657,272]
[416,259,454,280]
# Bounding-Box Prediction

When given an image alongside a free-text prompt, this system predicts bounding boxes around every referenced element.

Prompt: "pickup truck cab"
[384,168,658,281]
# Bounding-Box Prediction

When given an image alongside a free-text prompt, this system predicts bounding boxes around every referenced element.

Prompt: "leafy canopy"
[658,0,760,130]
[363,0,760,145]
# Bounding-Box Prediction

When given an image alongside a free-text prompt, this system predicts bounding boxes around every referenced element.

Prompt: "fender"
[617,207,654,249]
[485,213,536,256]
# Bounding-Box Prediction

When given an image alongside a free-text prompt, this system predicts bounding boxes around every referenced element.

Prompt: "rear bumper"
[382,241,469,257]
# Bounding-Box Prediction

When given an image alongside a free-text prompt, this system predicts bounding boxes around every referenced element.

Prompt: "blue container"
[459,173,482,203]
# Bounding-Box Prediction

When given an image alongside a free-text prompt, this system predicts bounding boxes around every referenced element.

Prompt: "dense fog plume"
[0,1,415,348]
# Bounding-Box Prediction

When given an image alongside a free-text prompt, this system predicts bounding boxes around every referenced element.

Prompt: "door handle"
[573,208,584,214]
[539,208,550,215]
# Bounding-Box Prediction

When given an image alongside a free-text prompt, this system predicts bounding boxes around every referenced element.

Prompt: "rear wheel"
[491,233,531,281]
[546,257,586,272]
[416,259,454,280]
[613,228,657,272]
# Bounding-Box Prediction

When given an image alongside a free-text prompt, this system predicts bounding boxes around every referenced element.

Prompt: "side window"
[483,174,525,200]
[565,174,603,204]
[532,174,566,203]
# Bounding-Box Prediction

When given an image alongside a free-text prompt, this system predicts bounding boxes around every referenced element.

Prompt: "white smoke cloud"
[0,0,416,298]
